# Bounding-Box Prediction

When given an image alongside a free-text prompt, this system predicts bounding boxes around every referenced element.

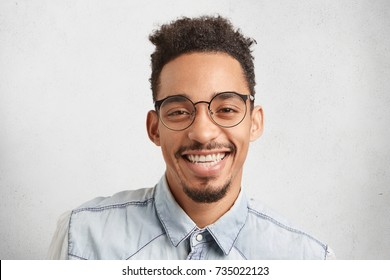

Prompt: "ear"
[146,110,161,146]
[249,105,264,142]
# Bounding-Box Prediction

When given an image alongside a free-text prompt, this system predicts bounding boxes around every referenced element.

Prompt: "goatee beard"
[182,178,232,203]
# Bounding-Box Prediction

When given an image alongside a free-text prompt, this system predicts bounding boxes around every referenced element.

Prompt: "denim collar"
[154,175,248,255]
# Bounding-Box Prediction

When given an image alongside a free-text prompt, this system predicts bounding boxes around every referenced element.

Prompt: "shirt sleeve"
[47,211,71,259]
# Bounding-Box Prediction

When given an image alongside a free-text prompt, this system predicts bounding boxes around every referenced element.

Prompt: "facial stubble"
[181,177,232,203]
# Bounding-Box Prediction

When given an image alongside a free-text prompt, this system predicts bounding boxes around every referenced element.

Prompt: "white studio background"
[1,0,389,259]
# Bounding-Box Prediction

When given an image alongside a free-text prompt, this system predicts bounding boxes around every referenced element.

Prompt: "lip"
[181,151,230,177]
[181,149,231,156]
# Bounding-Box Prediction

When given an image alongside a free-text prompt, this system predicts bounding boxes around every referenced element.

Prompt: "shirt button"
[196,234,203,242]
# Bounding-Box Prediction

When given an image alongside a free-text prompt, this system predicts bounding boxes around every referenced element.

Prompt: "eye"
[167,110,191,116]
[213,104,242,121]
[164,108,193,122]
[215,105,241,114]
[217,107,237,113]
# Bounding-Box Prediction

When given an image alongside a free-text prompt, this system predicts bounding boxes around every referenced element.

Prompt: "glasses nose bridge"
[193,100,211,109]
[192,100,213,117]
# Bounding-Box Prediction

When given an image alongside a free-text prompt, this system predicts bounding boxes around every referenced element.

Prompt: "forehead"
[157,52,249,101]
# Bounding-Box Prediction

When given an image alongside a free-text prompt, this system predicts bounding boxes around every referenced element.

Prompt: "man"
[48,16,332,259]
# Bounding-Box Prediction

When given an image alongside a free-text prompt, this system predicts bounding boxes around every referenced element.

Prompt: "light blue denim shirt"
[48,176,330,259]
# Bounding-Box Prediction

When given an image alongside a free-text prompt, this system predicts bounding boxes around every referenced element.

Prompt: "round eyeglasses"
[154,91,255,131]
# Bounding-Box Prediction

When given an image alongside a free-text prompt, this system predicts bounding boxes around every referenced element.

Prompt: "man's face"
[147,52,263,205]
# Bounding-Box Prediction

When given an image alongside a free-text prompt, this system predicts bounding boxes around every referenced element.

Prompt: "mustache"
[175,141,236,158]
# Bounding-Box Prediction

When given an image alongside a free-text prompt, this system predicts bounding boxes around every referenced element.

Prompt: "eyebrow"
[215,91,239,100]
[156,91,245,109]
[166,91,238,101]
[162,95,189,104]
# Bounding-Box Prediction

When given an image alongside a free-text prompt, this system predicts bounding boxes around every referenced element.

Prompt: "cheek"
[228,125,252,158]
[158,130,181,160]
[231,121,252,145]
[160,139,174,158]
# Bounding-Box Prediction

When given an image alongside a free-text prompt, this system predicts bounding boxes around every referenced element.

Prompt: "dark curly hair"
[149,16,256,101]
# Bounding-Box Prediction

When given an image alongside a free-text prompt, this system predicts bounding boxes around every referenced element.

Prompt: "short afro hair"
[149,15,256,101]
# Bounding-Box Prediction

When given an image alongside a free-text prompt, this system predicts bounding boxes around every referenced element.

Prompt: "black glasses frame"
[154,91,255,131]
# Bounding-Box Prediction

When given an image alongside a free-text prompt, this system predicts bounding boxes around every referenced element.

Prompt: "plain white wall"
[1,0,389,259]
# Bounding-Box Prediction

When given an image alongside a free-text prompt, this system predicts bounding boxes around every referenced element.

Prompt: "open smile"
[184,152,227,167]
[181,150,231,177]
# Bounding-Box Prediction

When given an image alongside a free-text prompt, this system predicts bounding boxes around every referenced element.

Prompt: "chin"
[182,177,232,203]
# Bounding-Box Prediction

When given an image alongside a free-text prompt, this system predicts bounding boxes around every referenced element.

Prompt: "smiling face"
[147,52,263,208]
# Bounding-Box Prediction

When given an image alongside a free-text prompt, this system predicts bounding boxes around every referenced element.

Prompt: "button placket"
[187,230,209,260]
[191,230,207,246]
[196,233,203,242]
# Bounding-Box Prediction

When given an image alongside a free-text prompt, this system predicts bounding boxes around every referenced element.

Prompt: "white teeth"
[186,153,226,165]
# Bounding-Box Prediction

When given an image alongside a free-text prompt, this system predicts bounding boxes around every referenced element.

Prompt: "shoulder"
[246,198,303,231]
[73,187,156,212]
[235,198,328,259]
[68,186,164,259]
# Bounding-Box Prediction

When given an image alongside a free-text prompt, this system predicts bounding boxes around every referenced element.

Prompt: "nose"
[187,104,220,144]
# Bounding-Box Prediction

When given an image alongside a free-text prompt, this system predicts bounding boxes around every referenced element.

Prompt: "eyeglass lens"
[158,92,247,130]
